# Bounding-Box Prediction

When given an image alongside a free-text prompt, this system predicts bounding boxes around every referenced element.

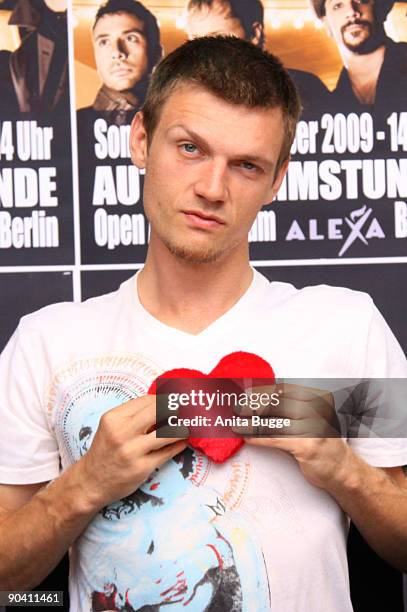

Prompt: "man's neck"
[341,45,385,105]
[137,237,253,335]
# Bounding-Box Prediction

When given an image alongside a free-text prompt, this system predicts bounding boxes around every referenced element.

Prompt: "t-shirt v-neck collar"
[128,268,269,345]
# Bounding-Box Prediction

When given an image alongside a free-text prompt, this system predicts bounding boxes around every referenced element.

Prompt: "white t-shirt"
[0,270,406,612]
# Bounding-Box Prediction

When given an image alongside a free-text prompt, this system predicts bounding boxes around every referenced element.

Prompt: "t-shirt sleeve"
[347,298,407,468]
[0,320,60,484]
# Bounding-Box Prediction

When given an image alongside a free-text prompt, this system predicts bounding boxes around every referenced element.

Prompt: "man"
[76,0,162,264]
[78,0,162,126]
[312,0,407,114]
[0,0,68,116]
[185,0,331,115]
[0,37,407,611]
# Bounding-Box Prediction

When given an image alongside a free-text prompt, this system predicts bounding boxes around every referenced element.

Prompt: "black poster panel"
[0,271,73,351]
[81,269,136,301]
[246,3,407,262]
[74,0,162,265]
[0,2,74,266]
[77,118,149,265]
[250,121,407,261]
[257,263,407,353]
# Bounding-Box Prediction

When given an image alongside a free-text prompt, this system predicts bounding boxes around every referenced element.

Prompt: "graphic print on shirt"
[49,353,271,611]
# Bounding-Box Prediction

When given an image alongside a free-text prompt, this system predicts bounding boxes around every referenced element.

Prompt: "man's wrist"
[65,459,106,516]
[37,462,104,524]
[324,445,365,496]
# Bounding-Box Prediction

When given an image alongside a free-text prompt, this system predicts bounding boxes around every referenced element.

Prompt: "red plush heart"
[148,351,275,463]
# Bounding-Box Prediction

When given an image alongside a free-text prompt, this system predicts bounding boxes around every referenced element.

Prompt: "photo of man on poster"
[0,0,75,269]
[0,0,68,117]
[312,0,407,114]
[77,0,162,127]
[76,0,162,265]
[184,0,331,115]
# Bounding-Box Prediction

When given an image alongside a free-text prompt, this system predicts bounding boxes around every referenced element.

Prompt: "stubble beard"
[159,230,242,265]
[162,235,228,264]
[341,20,384,54]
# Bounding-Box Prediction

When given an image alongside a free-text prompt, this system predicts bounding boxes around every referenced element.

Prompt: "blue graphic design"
[57,372,270,611]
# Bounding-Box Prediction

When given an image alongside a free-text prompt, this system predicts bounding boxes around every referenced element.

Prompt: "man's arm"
[0,471,99,590]
[325,459,407,571]
[0,396,188,590]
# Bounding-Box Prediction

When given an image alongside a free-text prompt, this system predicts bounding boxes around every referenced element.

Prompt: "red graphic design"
[148,351,275,463]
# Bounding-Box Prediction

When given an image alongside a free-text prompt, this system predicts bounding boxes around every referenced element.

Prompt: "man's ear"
[269,157,290,200]
[251,22,263,47]
[130,111,148,169]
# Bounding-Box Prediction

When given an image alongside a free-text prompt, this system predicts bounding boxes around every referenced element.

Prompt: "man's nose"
[194,161,228,203]
[111,39,126,60]
[347,0,362,18]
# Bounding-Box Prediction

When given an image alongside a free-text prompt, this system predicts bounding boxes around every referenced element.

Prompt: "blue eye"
[181,143,198,153]
[241,161,257,171]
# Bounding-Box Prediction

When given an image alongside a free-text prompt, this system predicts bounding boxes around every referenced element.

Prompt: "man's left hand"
[233,383,352,490]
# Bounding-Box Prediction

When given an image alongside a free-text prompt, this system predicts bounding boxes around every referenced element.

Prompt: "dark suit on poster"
[289,68,331,117]
[76,85,143,207]
[0,0,68,117]
[77,84,145,129]
[0,50,16,116]
[331,38,407,117]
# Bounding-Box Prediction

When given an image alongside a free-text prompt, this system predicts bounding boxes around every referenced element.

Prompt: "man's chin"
[168,246,223,265]
[109,79,138,92]
[343,33,368,50]
[342,29,384,55]
[163,239,229,265]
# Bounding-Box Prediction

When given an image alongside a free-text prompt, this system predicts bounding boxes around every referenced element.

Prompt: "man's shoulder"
[18,276,134,340]
[266,276,372,307]
[386,38,407,55]
[288,68,328,91]
[385,38,407,67]
[299,282,373,316]
[287,68,330,114]
[0,49,11,65]
[77,104,101,125]
[263,276,374,324]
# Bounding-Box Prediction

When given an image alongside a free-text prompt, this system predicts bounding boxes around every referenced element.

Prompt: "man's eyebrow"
[167,125,211,152]
[94,28,145,41]
[167,124,275,170]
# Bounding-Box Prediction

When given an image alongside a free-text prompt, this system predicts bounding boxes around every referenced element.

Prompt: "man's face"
[131,85,287,265]
[186,0,246,39]
[93,12,149,92]
[323,0,377,53]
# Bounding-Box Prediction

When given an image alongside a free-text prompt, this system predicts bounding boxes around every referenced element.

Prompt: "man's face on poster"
[93,11,149,92]
[324,0,377,53]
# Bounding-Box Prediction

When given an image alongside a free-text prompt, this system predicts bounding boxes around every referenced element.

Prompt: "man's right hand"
[77,395,188,511]
[0,394,188,590]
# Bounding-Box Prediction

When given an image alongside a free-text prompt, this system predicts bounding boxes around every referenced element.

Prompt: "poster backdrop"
[0,2,406,609]
[1,0,406,351]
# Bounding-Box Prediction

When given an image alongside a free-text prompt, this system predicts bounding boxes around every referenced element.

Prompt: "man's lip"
[344,21,366,32]
[182,210,225,225]
[111,67,132,75]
